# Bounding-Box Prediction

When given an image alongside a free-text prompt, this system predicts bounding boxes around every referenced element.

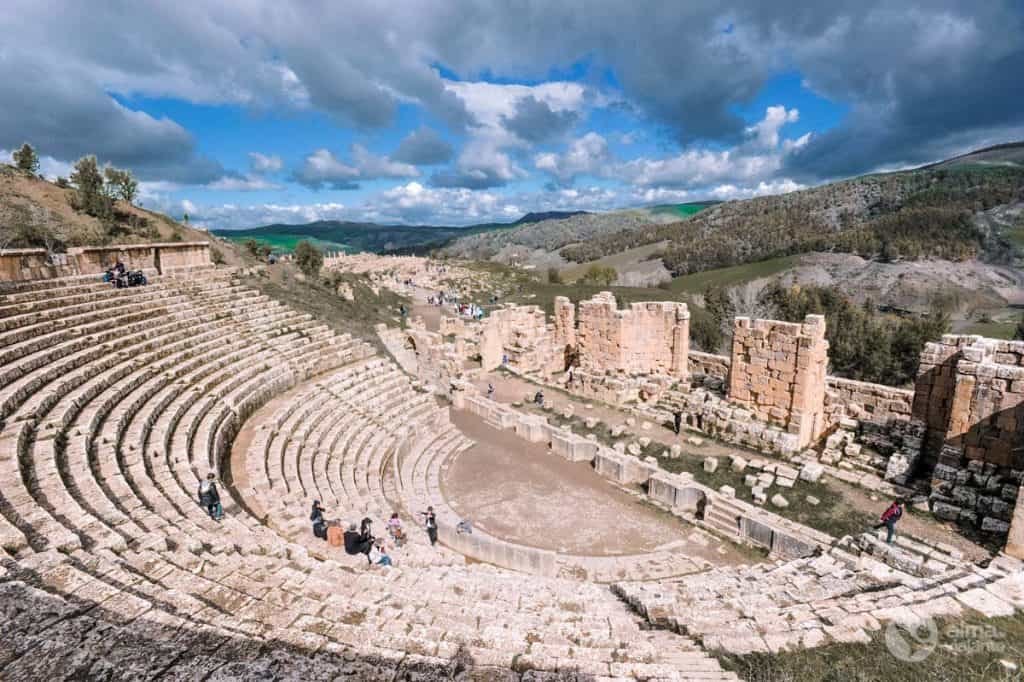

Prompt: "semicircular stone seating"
[0,268,743,680]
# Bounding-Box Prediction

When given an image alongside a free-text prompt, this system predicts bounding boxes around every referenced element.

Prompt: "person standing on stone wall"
[873,499,904,544]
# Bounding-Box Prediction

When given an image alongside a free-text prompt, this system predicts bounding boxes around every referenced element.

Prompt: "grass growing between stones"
[242,267,410,353]
[653,448,872,540]
[716,611,1024,682]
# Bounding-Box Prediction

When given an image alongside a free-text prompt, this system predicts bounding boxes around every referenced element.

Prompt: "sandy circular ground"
[443,409,748,565]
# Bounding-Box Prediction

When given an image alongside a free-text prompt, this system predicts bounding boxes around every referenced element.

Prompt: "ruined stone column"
[480,319,502,371]
[670,304,690,379]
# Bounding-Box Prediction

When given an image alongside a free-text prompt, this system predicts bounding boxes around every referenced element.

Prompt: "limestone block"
[744,474,758,488]
[776,477,795,489]
[703,456,719,473]
[627,442,642,456]
[719,485,736,498]
[670,444,683,458]
[752,486,767,504]
[806,495,820,506]
[799,463,824,483]
[638,437,651,448]
[730,455,748,472]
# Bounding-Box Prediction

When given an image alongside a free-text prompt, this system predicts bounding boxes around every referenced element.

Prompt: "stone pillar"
[480,319,502,371]
[727,314,829,449]
[670,304,690,378]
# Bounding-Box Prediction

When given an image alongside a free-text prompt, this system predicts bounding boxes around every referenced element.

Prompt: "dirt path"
[444,409,748,565]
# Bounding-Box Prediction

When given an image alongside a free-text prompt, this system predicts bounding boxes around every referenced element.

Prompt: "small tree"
[294,240,324,279]
[70,155,112,218]
[104,166,138,204]
[12,143,39,175]
[580,264,617,286]
[243,238,261,257]
[547,267,563,284]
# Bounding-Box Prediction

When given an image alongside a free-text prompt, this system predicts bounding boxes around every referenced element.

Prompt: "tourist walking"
[420,506,438,546]
[197,472,223,521]
[310,500,328,540]
[673,410,682,435]
[487,383,495,400]
[873,499,904,544]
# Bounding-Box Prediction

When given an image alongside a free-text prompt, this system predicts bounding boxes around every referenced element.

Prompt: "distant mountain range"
[212,210,592,255]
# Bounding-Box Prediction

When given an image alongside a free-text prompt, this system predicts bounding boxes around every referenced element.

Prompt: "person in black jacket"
[197,473,223,521]
[311,500,327,540]
[343,521,374,564]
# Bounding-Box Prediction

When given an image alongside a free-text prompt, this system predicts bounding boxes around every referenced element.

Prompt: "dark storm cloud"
[500,96,579,144]
[1,0,1022,185]
[0,54,225,184]
[393,127,455,165]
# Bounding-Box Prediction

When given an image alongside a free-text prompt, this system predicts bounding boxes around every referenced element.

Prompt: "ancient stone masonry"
[912,335,1024,542]
[727,315,828,449]
[479,304,555,373]
[0,242,211,281]
[576,292,689,377]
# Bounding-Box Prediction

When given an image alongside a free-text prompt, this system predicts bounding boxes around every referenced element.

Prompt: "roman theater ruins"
[0,244,1022,680]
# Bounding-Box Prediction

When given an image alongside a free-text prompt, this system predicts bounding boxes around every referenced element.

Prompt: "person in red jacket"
[874,499,904,544]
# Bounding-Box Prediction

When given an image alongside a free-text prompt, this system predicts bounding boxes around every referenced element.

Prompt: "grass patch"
[242,267,409,352]
[962,320,1018,340]
[718,611,1024,682]
[666,255,799,295]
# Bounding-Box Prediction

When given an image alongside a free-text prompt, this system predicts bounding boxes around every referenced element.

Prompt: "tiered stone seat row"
[615,545,1024,656]
[0,271,740,679]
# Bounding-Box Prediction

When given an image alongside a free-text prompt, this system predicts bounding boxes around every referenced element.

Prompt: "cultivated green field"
[218,232,350,254]
[649,202,715,219]
[667,255,800,294]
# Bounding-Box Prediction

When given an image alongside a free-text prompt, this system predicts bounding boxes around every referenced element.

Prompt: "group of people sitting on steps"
[102,258,148,288]
[310,501,440,567]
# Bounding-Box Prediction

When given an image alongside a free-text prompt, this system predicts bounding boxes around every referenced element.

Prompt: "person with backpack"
[197,473,223,521]
[874,499,904,544]
[311,500,327,540]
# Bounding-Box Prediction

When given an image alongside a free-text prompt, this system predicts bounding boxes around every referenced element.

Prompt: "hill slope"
[0,164,213,249]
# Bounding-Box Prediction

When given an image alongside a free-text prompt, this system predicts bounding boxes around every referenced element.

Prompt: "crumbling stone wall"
[576,292,689,377]
[911,335,1024,537]
[479,305,554,374]
[727,315,828,449]
[825,377,914,428]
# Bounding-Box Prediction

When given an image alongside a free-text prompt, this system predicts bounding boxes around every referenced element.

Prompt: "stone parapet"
[0,242,211,282]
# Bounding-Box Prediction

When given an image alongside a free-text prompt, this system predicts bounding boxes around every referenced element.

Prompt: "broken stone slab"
[670,444,682,457]
[752,486,767,504]
[640,420,652,430]
[744,474,758,488]
[703,456,719,473]
[730,455,748,472]
[776,477,795,489]
[799,462,824,483]
[610,425,625,438]
[771,494,789,508]
[627,442,642,456]
[806,495,820,506]
[719,485,736,498]
[584,417,599,429]
[638,436,651,448]
[686,436,704,446]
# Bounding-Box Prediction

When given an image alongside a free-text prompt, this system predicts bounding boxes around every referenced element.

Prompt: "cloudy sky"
[2,1,1022,229]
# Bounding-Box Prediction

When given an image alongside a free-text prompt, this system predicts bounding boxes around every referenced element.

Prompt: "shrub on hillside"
[294,240,324,279]
[69,155,113,219]
[12,143,39,175]
[579,264,617,286]
[547,267,563,284]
